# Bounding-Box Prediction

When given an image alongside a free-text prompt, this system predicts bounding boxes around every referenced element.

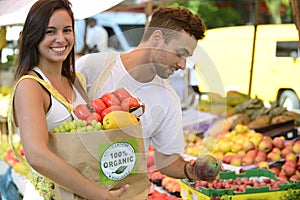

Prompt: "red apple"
[281,147,293,158]
[258,137,273,153]
[270,167,280,176]
[255,150,267,163]
[285,152,297,162]
[273,137,285,150]
[292,140,300,154]
[282,163,296,177]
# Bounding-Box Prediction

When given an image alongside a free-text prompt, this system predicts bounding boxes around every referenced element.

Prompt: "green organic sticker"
[99,138,138,185]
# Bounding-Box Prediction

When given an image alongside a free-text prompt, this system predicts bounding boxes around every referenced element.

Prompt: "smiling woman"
[8,0,128,199]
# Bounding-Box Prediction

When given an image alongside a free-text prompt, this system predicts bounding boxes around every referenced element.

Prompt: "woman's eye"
[45,30,55,34]
[64,28,73,33]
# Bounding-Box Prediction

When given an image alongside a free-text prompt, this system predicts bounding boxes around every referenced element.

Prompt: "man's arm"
[154,150,197,180]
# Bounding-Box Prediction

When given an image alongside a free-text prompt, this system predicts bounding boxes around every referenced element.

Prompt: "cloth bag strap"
[7,74,81,162]
[88,51,119,99]
[74,72,89,103]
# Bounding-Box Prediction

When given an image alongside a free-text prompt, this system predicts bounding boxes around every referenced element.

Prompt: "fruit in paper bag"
[101,93,121,107]
[194,154,221,181]
[89,98,106,114]
[86,112,101,125]
[100,105,122,119]
[74,104,93,120]
[102,110,138,130]
[113,88,132,102]
[121,97,140,111]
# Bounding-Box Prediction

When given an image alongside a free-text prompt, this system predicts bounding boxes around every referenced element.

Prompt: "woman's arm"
[14,78,126,200]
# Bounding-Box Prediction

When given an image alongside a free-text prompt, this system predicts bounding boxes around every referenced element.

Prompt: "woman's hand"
[108,184,129,199]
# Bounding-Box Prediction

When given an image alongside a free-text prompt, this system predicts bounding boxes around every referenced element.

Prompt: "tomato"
[120,97,140,111]
[86,112,101,125]
[101,93,121,107]
[74,104,92,120]
[100,105,122,119]
[113,88,132,102]
[89,98,106,114]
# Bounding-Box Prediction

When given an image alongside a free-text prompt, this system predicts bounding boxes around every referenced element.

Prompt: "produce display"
[0,85,10,118]
[184,124,300,183]
[197,91,300,130]
[189,170,287,192]
[180,168,300,200]
[0,140,30,177]
[2,89,300,199]
[226,98,300,130]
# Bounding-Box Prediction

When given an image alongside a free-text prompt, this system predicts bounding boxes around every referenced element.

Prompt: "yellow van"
[192,24,300,110]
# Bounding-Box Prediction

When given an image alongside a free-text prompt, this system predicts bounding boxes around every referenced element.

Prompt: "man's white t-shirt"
[76,52,184,155]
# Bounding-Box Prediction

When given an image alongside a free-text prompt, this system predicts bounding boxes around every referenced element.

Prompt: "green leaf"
[112,166,127,174]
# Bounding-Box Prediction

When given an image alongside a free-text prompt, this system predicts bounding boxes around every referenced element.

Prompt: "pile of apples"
[184,133,204,156]
[269,159,300,182]
[74,88,143,125]
[183,124,300,182]
[207,124,300,182]
[203,125,294,166]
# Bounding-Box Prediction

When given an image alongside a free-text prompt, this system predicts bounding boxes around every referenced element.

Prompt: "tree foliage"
[168,0,242,28]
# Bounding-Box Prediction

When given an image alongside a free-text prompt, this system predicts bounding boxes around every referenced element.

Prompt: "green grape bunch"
[50,119,103,133]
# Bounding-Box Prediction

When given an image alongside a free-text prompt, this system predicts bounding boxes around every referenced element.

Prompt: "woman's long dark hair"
[15,0,76,83]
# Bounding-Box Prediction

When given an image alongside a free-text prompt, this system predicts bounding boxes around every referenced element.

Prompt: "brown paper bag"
[49,123,149,200]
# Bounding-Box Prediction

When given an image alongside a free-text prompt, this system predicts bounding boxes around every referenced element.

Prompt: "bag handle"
[74,72,89,103]
[88,51,119,99]
[7,75,74,163]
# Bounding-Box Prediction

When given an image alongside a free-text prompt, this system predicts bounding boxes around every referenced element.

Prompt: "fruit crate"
[180,168,299,200]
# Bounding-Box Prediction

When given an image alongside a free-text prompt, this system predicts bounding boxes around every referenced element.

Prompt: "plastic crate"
[180,168,299,200]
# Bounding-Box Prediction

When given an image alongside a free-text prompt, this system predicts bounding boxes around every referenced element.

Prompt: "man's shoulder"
[77,51,110,61]
[75,52,110,73]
